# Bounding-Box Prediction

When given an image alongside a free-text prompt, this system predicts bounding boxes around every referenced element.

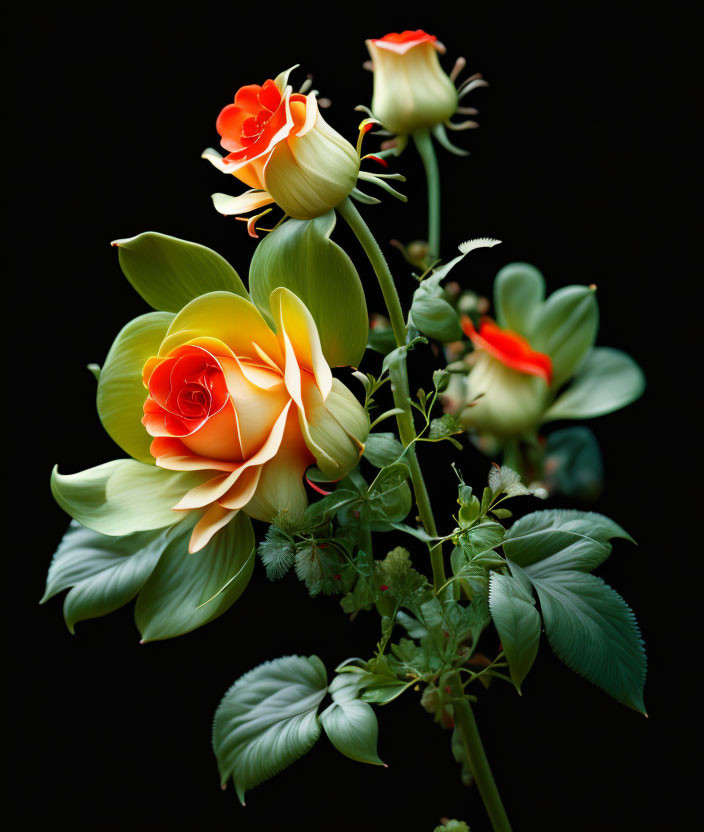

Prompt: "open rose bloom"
[203,67,360,224]
[52,287,369,555]
[366,30,458,135]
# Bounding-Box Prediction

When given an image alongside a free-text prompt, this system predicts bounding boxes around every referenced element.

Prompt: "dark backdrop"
[10,4,696,830]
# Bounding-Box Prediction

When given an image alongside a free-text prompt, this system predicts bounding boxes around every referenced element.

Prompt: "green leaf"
[51,460,209,536]
[135,513,255,641]
[410,294,463,342]
[543,347,645,421]
[303,489,359,527]
[494,262,546,336]
[527,570,646,713]
[320,700,384,765]
[530,285,599,389]
[489,570,540,692]
[257,525,296,580]
[503,509,634,576]
[97,311,174,464]
[428,413,463,441]
[249,211,368,366]
[363,432,404,467]
[367,325,396,355]
[376,546,427,602]
[41,521,166,633]
[321,675,384,765]
[213,655,328,803]
[367,463,412,524]
[113,231,248,311]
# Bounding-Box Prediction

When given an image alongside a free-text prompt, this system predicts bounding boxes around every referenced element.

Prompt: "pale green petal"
[51,459,209,535]
[97,311,174,464]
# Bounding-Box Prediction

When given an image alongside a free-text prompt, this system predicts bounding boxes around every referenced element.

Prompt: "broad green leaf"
[363,432,404,467]
[530,285,599,389]
[42,521,167,633]
[494,262,546,336]
[321,701,384,765]
[249,211,368,366]
[528,570,646,713]
[543,347,645,422]
[489,571,540,692]
[113,231,248,312]
[503,509,634,576]
[51,460,209,536]
[541,427,604,500]
[213,655,328,803]
[321,676,384,766]
[97,311,174,464]
[135,512,255,641]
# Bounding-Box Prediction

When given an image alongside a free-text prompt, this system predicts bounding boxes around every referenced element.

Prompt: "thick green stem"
[412,129,442,262]
[449,673,512,832]
[337,197,445,591]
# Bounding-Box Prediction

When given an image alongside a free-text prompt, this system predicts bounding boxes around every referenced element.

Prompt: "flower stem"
[412,129,442,262]
[449,673,513,832]
[337,197,445,591]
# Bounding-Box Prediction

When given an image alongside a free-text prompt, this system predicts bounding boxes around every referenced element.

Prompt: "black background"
[10,4,696,830]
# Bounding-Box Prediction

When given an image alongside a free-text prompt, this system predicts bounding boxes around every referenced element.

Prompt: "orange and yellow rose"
[203,68,360,225]
[53,287,369,555]
[143,288,368,551]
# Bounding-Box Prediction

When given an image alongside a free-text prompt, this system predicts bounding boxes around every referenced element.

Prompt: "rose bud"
[203,68,360,223]
[365,30,458,135]
[458,317,552,437]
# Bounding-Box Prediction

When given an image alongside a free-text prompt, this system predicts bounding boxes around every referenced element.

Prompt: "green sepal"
[113,231,248,311]
[249,211,368,367]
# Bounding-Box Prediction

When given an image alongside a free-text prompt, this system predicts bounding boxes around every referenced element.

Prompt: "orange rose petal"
[219,356,288,458]
[174,400,292,510]
[180,400,244,461]
[150,437,237,472]
[234,83,264,110]
[188,504,239,554]
[217,465,262,510]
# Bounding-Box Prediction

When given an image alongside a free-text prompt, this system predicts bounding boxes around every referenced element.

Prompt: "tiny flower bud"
[366,31,458,135]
